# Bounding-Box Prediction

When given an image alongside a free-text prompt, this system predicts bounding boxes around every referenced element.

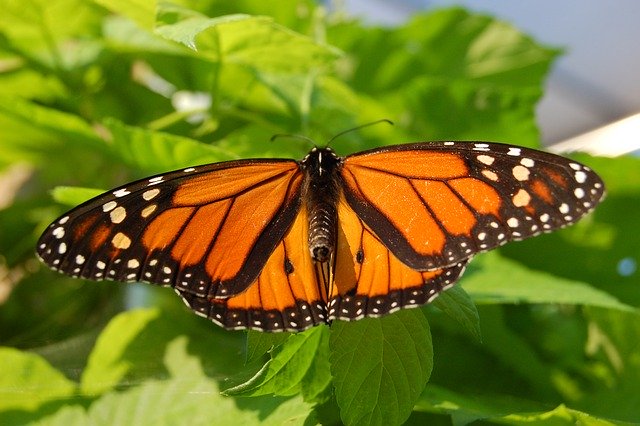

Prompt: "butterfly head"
[301,146,341,179]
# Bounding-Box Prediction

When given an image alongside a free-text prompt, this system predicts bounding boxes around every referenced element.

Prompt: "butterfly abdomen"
[301,147,342,263]
[308,203,336,262]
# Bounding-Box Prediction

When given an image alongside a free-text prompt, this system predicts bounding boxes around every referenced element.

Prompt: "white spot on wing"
[520,158,535,167]
[102,201,117,212]
[512,189,531,207]
[512,165,530,181]
[482,170,499,181]
[110,206,127,223]
[141,204,157,218]
[143,188,160,201]
[113,188,130,198]
[477,154,495,165]
[112,232,131,249]
[52,227,65,239]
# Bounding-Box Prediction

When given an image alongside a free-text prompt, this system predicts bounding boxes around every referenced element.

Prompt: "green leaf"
[329,309,433,426]
[416,384,546,425]
[104,119,235,174]
[51,186,104,206]
[80,308,160,395]
[35,337,313,425]
[300,326,332,403]
[416,385,617,426]
[224,326,327,397]
[329,8,559,144]
[0,96,106,169]
[0,0,102,56]
[0,347,77,411]
[155,7,340,71]
[575,308,640,422]
[431,285,482,342]
[464,253,635,311]
[245,330,291,364]
[494,404,619,425]
[94,0,157,31]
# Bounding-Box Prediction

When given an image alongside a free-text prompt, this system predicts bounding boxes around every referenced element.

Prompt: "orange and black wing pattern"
[340,141,605,271]
[37,159,303,300]
[178,205,328,331]
[328,198,469,322]
[36,140,605,332]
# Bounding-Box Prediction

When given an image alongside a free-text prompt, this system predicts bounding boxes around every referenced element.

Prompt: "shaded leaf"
[464,253,634,312]
[329,309,432,426]
[431,285,482,342]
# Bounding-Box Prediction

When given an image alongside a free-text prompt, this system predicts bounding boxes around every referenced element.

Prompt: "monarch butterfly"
[37,140,605,332]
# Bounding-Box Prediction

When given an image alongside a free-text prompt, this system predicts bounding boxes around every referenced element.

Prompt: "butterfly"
[37,141,605,332]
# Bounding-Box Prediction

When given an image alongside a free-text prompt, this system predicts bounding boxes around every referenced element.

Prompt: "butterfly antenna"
[326,119,394,147]
[270,133,316,146]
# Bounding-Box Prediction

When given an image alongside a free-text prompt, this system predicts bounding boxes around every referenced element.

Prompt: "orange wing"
[340,141,605,271]
[178,205,329,331]
[178,196,468,331]
[37,159,303,299]
[329,198,468,322]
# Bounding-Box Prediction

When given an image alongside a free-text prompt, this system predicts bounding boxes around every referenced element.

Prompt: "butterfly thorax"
[300,147,342,264]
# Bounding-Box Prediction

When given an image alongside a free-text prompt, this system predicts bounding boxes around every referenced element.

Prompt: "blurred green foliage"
[0,1,638,425]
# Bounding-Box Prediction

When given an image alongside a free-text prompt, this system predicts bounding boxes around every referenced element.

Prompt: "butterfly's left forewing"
[37,159,303,299]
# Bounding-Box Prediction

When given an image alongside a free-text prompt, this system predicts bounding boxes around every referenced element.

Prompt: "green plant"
[1,1,638,425]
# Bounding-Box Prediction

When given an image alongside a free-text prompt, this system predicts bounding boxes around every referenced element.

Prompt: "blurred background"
[343,0,640,157]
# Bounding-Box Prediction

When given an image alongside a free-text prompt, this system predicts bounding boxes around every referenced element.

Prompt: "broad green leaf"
[329,8,559,144]
[155,6,340,71]
[51,186,104,206]
[431,285,482,342]
[299,326,332,403]
[416,384,546,425]
[332,8,558,93]
[494,404,618,425]
[104,119,235,174]
[0,97,105,166]
[36,337,313,425]
[416,385,616,426]
[0,347,77,411]
[464,253,635,312]
[81,308,160,395]
[330,309,433,426]
[245,330,291,364]
[224,326,327,397]
[0,0,102,55]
